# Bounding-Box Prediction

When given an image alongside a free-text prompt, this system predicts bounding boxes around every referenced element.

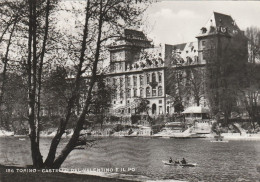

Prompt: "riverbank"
[1,129,260,140]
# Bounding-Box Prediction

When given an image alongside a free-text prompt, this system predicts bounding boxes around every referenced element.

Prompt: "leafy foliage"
[205,32,248,124]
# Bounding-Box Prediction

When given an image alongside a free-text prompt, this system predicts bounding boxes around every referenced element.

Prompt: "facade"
[106,29,166,116]
[105,12,248,117]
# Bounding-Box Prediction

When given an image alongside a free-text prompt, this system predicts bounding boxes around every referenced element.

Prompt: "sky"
[143,1,260,45]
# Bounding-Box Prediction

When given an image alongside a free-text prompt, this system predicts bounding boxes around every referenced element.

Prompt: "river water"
[1,137,260,182]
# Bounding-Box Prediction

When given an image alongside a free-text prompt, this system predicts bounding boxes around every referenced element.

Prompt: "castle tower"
[196,12,242,64]
[108,29,152,73]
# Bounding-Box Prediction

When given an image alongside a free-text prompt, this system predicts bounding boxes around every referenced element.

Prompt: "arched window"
[126,89,131,98]
[158,72,162,83]
[146,87,150,97]
[113,78,116,86]
[106,78,110,85]
[146,74,150,84]
[126,76,131,86]
[120,91,124,99]
[133,88,137,97]
[133,76,137,86]
[158,86,162,96]
[120,77,123,87]
[152,88,156,96]
[139,75,143,85]
[152,73,156,82]
[140,88,143,97]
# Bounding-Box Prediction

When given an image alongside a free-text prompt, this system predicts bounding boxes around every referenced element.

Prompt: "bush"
[110,115,120,123]
[131,115,141,124]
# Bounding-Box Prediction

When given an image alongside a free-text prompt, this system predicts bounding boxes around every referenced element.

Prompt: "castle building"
[104,12,248,116]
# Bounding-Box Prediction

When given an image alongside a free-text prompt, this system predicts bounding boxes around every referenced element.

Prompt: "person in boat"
[181,158,187,164]
[169,157,173,163]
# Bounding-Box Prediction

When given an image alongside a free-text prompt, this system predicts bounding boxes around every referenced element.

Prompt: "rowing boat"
[162,160,197,167]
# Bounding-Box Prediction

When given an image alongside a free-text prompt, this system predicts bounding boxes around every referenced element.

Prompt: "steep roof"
[124,29,149,41]
[197,12,241,37]
[108,29,152,50]
[214,12,240,33]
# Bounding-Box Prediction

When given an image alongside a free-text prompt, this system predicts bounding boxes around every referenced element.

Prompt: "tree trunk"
[36,0,50,144]
[51,1,103,168]
[27,0,43,168]
[44,0,91,167]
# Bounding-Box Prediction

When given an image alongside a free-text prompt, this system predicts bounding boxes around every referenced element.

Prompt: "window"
[159,100,162,104]
[140,76,143,86]
[126,76,131,86]
[133,76,137,86]
[146,87,150,97]
[126,89,131,98]
[159,106,163,114]
[152,73,156,82]
[201,27,207,34]
[120,91,124,99]
[113,78,116,86]
[158,72,162,83]
[152,88,156,96]
[133,89,137,97]
[106,78,110,85]
[202,40,206,47]
[146,74,150,84]
[120,78,123,87]
[112,92,116,99]
[140,88,143,97]
[195,56,199,63]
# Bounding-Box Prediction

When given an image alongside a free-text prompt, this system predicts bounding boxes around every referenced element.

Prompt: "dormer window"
[201,27,207,34]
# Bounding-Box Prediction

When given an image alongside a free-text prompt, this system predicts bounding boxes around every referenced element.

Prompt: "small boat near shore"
[210,140,229,143]
[162,160,197,167]
[211,135,228,142]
